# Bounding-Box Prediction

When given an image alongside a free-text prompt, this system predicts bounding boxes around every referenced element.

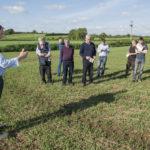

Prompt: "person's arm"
[72,48,74,56]
[60,47,63,61]
[135,48,139,54]
[141,45,148,54]
[93,43,96,59]
[128,46,137,55]
[97,45,102,53]
[36,46,44,57]
[0,49,28,69]
[79,44,84,58]
[107,45,110,54]
[45,43,51,57]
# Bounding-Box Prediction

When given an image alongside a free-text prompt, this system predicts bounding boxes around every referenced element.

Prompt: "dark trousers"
[39,62,52,83]
[126,58,135,75]
[63,61,73,84]
[82,59,93,84]
[0,76,4,98]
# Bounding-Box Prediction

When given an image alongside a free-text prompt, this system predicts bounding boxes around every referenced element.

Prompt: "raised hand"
[18,48,28,61]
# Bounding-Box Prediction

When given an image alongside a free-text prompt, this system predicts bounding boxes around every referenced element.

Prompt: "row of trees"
[4,28,134,39]
[68,28,110,40]
[68,28,87,40]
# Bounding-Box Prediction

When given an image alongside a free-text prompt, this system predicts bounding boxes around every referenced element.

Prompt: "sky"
[0,0,150,35]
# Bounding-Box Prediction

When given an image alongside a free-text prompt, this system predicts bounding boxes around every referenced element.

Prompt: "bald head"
[85,34,91,44]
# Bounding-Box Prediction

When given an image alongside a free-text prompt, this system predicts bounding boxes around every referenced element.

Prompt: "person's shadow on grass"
[6,90,127,138]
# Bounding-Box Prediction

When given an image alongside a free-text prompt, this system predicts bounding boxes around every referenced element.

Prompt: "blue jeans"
[133,59,145,80]
[57,59,62,76]
[97,56,107,76]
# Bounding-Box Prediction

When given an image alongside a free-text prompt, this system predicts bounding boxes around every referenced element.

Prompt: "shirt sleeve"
[46,43,51,57]
[143,44,148,50]
[97,45,102,53]
[36,45,42,56]
[60,48,63,61]
[0,54,19,69]
[79,44,84,57]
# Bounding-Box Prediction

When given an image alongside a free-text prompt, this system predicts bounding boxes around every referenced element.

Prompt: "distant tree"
[5,29,15,35]
[69,28,87,40]
[78,28,87,40]
[99,32,107,41]
[126,34,130,37]
[32,30,37,34]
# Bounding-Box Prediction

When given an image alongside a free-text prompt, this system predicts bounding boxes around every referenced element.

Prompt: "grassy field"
[0,46,150,150]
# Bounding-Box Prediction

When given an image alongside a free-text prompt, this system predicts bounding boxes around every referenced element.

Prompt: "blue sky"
[0,0,150,35]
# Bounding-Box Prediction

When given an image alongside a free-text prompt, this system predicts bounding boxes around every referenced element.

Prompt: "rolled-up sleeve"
[0,54,19,69]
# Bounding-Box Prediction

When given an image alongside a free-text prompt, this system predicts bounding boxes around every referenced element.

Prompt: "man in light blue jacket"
[0,25,28,138]
[0,25,28,98]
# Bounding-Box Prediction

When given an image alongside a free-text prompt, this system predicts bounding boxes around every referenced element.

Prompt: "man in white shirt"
[0,25,28,138]
[97,39,110,77]
[133,37,148,82]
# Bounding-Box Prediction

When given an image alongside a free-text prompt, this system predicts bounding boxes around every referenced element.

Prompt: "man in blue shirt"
[80,35,96,86]
[0,25,28,138]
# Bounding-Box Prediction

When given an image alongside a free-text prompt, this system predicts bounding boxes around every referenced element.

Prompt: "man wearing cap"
[0,25,28,138]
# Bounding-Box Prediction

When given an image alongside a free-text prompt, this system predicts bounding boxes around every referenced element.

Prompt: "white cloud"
[46,4,66,10]
[0,19,7,23]
[2,5,25,14]
[121,11,130,16]
[59,0,124,22]
[72,17,89,23]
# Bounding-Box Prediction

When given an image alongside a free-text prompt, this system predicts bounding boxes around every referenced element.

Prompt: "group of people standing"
[0,24,149,138]
[36,35,110,86]
[36,35,148,86]
[125,37,148,82]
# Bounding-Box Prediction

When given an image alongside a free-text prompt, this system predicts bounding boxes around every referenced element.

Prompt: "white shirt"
[36,43,51,58]
[0,54,19,76]
[97,43,110,57]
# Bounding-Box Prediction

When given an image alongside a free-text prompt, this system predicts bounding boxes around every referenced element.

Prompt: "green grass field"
[0,46,150,149]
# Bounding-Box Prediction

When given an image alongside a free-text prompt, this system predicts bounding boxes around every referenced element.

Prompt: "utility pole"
[130,21,133,41]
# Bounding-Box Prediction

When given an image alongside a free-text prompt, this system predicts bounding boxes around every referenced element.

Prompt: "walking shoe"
[83,83,86,86]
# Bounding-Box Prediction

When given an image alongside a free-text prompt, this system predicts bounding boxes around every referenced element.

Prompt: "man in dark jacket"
[36,37,52,84]
[61,39,74,85]
[80,35,96,86]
